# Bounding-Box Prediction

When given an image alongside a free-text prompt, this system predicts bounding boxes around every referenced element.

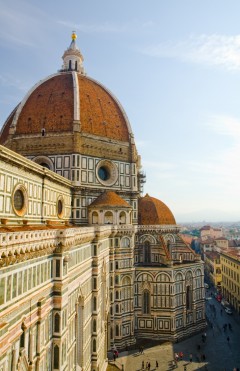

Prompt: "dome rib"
[11,73,61,133]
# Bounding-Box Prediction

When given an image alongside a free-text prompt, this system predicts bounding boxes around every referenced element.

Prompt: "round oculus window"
[40,162,50,170]
[57,197,64,218]
[33,156,53,171]
[98,166,110,181]
[12,184,28,217]
[14,190,24,211]
[96,160,118,186]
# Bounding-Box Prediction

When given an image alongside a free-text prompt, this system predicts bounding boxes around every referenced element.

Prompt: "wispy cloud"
[185,114,240,189]
[141,34,240,71]
[206,114,240,138]
[57,19,156,35]
[0,74,30,92]
[143,160,175,171]
[0,1,52,48]
[58,20,128,34]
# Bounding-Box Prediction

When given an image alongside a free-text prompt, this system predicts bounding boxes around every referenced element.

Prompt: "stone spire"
[62,31,85,74]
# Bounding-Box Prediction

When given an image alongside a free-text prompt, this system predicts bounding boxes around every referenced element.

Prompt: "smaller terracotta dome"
[89,191,131,208]
[138,194,176,225]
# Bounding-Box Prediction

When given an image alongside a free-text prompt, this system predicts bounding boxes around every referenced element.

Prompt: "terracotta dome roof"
[89,191,131,208]
[0,72,132,144]
[138,194,176,225]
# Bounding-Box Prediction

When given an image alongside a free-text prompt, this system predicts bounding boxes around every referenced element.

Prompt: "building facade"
[221,250,240,314]
[200,226,223,241]
[0,33,205,371]
[204,252,222,289]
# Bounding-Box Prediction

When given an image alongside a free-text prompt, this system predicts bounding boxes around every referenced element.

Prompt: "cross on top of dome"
[68,31,79,51]
[61,32,85,74]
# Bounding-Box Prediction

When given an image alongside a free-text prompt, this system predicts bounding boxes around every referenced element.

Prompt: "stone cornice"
[0,225,115,267]
[0,145,72,188]
[137,225,180,233]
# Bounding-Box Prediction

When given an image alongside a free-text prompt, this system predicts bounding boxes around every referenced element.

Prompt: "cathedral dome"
[0,72,131,143]
[138,194,176,225]
[0,32,135,158]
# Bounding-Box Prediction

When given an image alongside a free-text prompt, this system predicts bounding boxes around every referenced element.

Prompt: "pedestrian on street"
[156,360,158,368]
[148,362,151,370]
[189,353,193,362]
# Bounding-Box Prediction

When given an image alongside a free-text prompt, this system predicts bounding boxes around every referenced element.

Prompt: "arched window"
[93,319,97,332]
[121,237,130,248]
[143,290,150,314]
[20,323,26,348]
[119,211,126,224]
[93,297,97,311]
[75,61,78,71]
[54,313,60,333]
[104,211,113,224]
[69,60,72,70]
[54,345,59,369]
[116,291,119,299]
[115,324,119,336]
[116,304,119,313]
[186,286,192,310]
[144,241,151,263]
[92,212,98,224]
[110,327,113,339]
[116,262,119,269]
[93,339,96,352]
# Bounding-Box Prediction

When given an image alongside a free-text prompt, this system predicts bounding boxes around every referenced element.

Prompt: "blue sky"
[1,0,240,222]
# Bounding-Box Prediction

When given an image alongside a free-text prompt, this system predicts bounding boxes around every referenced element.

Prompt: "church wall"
[0,146,71,225]
[29,153,137,192]
[28,152,139,225]
[134,264,205,341]
[0,221,112,371]
[108,229,135,349]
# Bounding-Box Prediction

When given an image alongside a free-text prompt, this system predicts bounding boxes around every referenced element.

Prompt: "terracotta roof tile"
[89,191,131,208]
[0,106,18,144]
[0,73,131,144]
[15,74,74,134]
[78,76,129,141]
[138,194,176,225]
[205,251,220,260]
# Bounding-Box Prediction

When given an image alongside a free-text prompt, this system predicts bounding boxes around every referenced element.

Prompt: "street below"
[110,291,240,371]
